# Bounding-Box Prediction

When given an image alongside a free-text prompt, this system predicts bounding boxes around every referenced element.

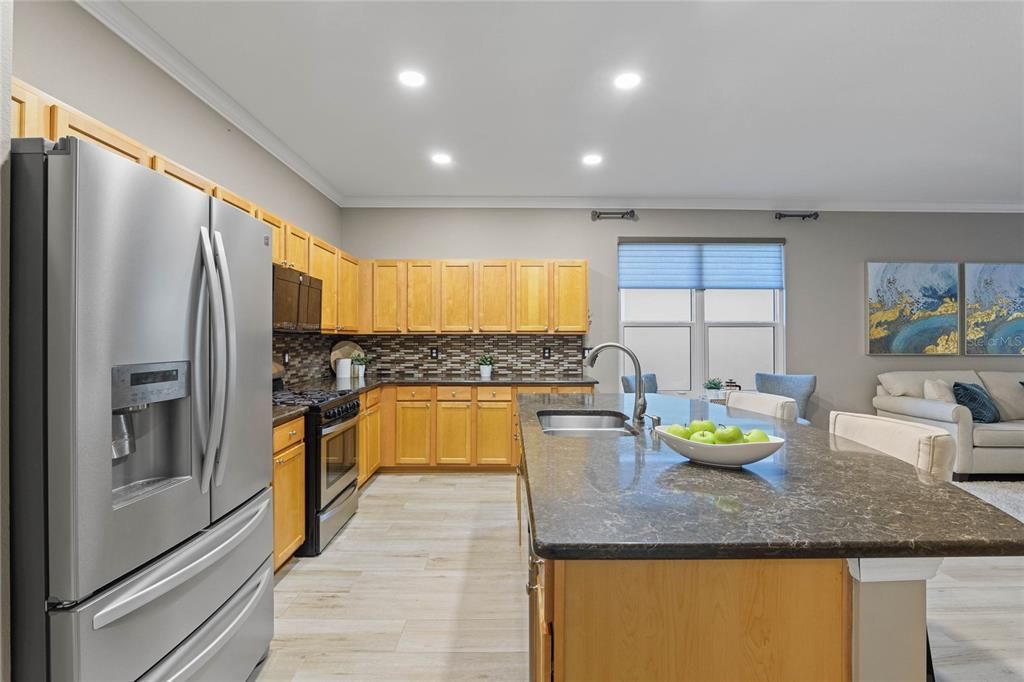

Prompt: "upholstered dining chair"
[755,373,817,420]
[828,411,955,480]
[725,391,799,422]
[621,373,659,394]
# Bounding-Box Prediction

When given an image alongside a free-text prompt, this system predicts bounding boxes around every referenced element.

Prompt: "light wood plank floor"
[258,473,1024,681]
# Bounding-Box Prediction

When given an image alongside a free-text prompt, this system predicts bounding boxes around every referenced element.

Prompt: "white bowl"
[654,426,785,468]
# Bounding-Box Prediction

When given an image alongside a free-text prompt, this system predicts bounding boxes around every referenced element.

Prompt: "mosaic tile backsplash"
[273,333,584,386]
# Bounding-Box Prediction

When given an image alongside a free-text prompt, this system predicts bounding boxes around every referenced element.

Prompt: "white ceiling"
[89,1,1023,211]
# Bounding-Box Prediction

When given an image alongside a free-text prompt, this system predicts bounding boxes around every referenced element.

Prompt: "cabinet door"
[284,224,311,273]
[257,209,287,265]
[337,251,360,331]
[395,401,432,464]
[553,385,593,394]
[11,79,42,138]
[213,186,257,216]
[406,260,440,332]
[440,261,475,332]
[476,401,514,465]
[477,260,513,332]
[152,156,216,195]
[373,261,405,332]
[436,402,473,465]
[272,442,305,570]
[515,261,551,332]
[366,406,382,475]
[553,260,589,333]
[310,238,339,333]
[51,104,153,165]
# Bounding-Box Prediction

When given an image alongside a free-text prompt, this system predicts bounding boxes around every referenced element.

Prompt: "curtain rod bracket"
[592,209,638,222]
[774,211,819,221]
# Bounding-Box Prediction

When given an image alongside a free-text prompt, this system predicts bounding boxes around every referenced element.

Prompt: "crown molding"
[78,1,347,207]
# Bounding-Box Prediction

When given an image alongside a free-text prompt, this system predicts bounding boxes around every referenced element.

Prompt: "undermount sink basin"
[537,410,639,438]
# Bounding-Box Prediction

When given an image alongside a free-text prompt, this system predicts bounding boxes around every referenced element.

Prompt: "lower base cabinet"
[437,401,473,464]
[476,401,515,465]
[396,400,433,464]
[358,404,382,486]
[272,441,305,570]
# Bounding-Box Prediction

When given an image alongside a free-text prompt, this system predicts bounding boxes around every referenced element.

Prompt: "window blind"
[617,242,784,290]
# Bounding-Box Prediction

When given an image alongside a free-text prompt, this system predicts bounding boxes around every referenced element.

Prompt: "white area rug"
[955,480,1024,522]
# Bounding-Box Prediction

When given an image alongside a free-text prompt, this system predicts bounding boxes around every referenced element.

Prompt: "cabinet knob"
[411,391,416,397]
[451,391,456,397]
[491,391,496,397]
[289,430,297,436]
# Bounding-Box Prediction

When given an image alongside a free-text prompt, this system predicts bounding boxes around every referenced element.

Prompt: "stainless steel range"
[273,388,360,554]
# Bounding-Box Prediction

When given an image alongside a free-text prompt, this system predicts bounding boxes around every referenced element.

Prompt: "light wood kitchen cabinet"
[213,186,257,216]
[515,261,551,332]
[272,441,305,571]
[358,403,381,487]
[476,400,514,465]
[552,260,589,333]
[11,79,45,139]
[337,251,360,331]
[395,400,433,464]
[440,261,475,332]
[152,156,216,195]
[257,209,287,265]
[406,260,440,332]
[373,261,406,332]
[284,224,311,273]
[272,416,305,453]
[436,401,473,465]
[310,238,339,333]
[51,103,153,166]
[477,260,514,332]
[553,385,594,395]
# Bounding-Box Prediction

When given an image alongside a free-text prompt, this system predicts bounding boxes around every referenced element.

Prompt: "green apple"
[665,424,692,440]
[714,425,744,444]
[690,430,716,445]
[689,419,716,435]
[744,428,771,443]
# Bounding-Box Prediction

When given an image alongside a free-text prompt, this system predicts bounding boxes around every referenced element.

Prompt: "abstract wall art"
[965,263,1024,356]
[867,262,960,355]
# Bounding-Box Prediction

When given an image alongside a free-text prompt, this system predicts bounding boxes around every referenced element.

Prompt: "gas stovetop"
[272,389,354,409]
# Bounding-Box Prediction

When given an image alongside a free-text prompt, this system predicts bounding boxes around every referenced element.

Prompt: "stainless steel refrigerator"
[11,137,274,680]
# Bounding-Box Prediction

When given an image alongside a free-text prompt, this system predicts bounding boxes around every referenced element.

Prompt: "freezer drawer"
[49,488,272,682]
[140,557,273,682]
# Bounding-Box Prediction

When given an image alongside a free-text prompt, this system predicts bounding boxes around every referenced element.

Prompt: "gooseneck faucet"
[584,342,647,424]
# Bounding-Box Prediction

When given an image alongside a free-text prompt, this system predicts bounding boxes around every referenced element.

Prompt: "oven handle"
[321,416,359,437]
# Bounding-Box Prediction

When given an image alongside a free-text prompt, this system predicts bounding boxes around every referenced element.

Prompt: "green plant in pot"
[352,353,372,380]
[478,354,496,380]
[703,377,723,400]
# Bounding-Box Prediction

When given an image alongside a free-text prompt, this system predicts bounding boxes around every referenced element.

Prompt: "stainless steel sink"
[537,410,639,438]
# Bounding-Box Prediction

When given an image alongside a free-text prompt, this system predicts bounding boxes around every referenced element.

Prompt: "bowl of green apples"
[654,419,785,468]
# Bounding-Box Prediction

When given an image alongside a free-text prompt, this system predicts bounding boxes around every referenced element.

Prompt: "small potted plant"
[703,377,724,400]
[352,353,371,380]
[477,354,495,380]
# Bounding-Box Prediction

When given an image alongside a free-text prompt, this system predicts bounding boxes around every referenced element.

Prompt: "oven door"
[319,416,358,505]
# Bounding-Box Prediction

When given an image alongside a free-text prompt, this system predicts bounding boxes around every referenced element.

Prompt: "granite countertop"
[272,404,308,426]
[519,393,1024,561]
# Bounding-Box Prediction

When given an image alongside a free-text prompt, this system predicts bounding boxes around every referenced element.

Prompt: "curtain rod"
[617,237,786,245]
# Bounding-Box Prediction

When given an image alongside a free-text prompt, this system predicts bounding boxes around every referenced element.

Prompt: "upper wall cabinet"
[406,261,440,333]
[477,260,513,332]
[153,156,216,195]
[284,224,311,274]
[213,186,258,216]
[552,260,589,333]
[257,209,287,265]
[515,261,551,332]
[337,251,360,332]
[441,261,476,333]
[11,79,45,139]
[310,238,339,332]
[51,104,154,166]
[373,261,406,332]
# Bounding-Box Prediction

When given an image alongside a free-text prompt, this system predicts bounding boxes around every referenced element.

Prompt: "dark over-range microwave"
[273,264,322,332]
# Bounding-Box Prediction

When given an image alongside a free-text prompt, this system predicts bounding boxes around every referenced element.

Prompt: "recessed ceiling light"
[431,152,453,166]
[613,72,642,90]
[398,70,426,88]
[581,153,603,167]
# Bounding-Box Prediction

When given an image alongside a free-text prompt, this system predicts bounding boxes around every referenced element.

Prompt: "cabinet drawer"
[553,385,594,394]
[517,386,552,395]
[273,417,305,453]
[397,386,431,401]
[477,386,513,401]
[364,387,382,408]
[437,386,473,401]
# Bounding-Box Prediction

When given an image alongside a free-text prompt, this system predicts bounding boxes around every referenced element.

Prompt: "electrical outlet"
[283,351,290,366]
[430,348,439,360]
[582,347,592,359]
[543,347,551,359]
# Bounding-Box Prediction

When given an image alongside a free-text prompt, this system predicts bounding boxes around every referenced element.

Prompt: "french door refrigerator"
[11,137,274,681]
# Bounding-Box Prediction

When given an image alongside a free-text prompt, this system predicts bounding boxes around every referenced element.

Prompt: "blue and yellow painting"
[867,262,959,355]
[965,263,1024,355]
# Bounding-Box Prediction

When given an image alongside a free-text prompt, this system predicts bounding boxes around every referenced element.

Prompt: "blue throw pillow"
[953,382,1001,423]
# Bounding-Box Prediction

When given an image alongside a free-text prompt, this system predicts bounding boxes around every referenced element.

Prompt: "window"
[618,242,785,395]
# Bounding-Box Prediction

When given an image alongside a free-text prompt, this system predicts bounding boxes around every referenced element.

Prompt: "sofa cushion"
[973,421,1024,447]
[878,371,982,398]
[954,382,1001,423]
[977,372,1024,421]
[923,379,955,403]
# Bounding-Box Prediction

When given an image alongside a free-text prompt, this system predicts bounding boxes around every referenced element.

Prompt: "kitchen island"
[518,393,1024,681]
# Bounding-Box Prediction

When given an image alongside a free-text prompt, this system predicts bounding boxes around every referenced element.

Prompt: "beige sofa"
[871,370,1024,479]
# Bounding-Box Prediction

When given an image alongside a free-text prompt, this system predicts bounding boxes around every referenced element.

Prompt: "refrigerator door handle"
[200,225,228,493]
[212,230,237,487]
[91,496,270,630]
[191,273,209,457]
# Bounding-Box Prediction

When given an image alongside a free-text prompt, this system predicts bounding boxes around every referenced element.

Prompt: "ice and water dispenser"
[110,361,192,508]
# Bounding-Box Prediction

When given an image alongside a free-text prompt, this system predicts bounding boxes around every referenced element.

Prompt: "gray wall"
[12,1,344,238]
[337,207,1024,425]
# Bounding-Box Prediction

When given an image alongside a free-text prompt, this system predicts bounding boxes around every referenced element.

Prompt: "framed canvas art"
[867,262,960,355]
[965,263,1024,355]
